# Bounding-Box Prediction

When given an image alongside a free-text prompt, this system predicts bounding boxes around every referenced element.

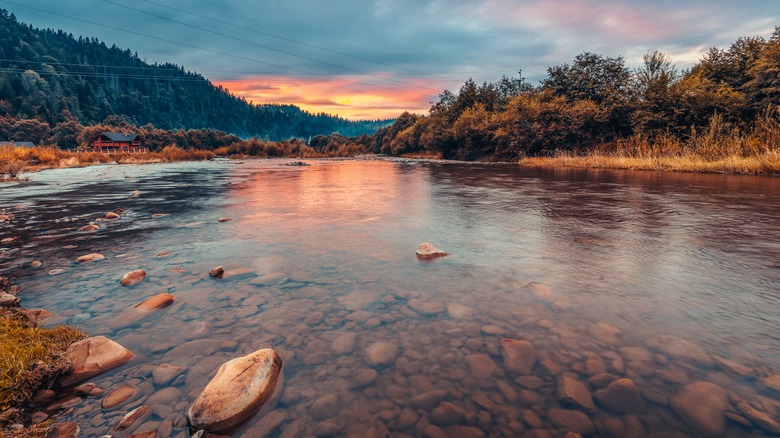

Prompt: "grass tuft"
[0,309,85,413]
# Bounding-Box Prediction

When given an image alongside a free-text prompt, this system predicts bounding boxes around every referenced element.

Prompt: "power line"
[137,0,459,83]
[101,0,442,92]
[0,1,434,97]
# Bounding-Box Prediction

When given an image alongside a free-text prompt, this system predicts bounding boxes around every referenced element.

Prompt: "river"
[1,159,778,437]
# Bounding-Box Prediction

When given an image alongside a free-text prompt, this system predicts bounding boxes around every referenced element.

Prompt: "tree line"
[364,27,780,161]
[0,9,390,146]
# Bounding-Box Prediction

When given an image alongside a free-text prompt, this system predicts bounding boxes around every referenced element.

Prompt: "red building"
[90,132,147,153]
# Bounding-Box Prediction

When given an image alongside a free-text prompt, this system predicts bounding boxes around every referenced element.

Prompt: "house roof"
[0,141,35,148]
[100,132,139,142]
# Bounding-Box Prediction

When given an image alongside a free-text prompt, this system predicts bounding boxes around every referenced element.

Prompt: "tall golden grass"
[0,144,217,180]
[521,110,780,174]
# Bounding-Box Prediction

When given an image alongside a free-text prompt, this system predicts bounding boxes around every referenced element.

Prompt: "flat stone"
[500,339,538,374]
[431,401,465,426]
[311,394,340,420]
[120,269,147,286]
[407,299,444,316]
[78,224,99,232]
[644,335,713,367]
[101,385,138,410]
[445,425,485,438]
[45,422,79,438]
[446,303,473,320]
[113,405,151,432]
[351,369,378,388]
[111,293,177,330]
[465,354,499,379]
[76,253,104,263]
[594,378,645,414]
[515,375,545,390]
[59,336,134,387]
[152,363,186,386]
[411,390,448,410]
[670,381,727,437]
[557,376,595,413]
[736,399,780,434]
[188,348,283,431]
[105,212,120,219]
[240,410,285,437]
[548,409,595,435]
[365,341,399,367]
[218,217,233,223]
[757,374,780,395]
[331,333,357,355]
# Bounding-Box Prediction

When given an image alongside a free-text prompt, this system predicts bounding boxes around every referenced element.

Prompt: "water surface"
[1,160,778,437]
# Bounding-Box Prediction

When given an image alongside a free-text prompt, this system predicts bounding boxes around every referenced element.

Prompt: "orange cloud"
[214,75,442,120]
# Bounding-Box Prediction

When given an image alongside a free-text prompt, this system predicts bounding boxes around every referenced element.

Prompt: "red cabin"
[91,132,147,153]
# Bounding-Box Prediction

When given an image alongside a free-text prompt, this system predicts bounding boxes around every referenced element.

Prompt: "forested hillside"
[0,9,389,146]
[368,27,780,161]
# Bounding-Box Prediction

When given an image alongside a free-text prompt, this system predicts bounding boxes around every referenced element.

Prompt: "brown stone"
[0,292,20,307]
[101,385,139,410]
[465,354,499,379]
[76,253,104,263]
[365,341,399,367]
[557,376,595,413]
[548,409,595,435]
[209,266,225,279]
[310,394,340,420]
[500,339,538,374]
[111,293,177,330]
[735,399,780,434]
[59,336,134,386]
[757,374,780,395]
[431,401,465,426]
[594,378,645,414]
[218,217,233,223]
[644,335,713,367]
[105,212,120,220]
[331,333,357,355]
[22,309,54,326]
[120,269,147,286]
[114,405,152,432]
[407,299,444,316]
[78,224,99,232]
[45,422,79,438]
[670,381,727,437]
[445,425,485,438]
[411,390,448,410]
[188,348,283,431]
[152,363,186,386]
[416,242,447,259]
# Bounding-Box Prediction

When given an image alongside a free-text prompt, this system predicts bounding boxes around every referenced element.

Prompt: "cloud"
[9,0,779,119]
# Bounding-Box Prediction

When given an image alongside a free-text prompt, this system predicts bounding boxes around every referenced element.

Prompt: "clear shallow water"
[1,159,779,437]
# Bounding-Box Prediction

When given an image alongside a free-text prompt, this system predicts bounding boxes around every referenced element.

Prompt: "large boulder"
[110,293,177,330]
[58,336,134,386]
[0,292,20,307]
[188,348,283,431]
[670,381,727,437]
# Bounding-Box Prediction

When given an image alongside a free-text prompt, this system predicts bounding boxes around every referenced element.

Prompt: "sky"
[4,0,778,120]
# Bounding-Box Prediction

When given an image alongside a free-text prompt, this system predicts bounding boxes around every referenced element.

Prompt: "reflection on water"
[1,160,779,437]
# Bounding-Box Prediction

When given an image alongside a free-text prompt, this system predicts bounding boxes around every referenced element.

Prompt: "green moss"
[0,308,85,413]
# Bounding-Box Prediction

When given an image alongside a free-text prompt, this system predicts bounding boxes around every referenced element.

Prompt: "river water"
[1,159,778,437]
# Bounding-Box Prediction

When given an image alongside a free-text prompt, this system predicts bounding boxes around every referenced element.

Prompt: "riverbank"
[0,276,85,437]
[519,151,780,175]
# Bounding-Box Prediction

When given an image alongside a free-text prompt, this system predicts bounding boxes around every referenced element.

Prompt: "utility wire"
[138,0,459,83]
[0,1,433,96]
[101,0,442,92]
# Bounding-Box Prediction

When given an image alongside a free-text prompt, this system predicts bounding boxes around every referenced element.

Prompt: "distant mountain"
[0,9,391,140]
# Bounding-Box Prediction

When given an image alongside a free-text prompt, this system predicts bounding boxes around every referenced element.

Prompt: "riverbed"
[1,159,778,437]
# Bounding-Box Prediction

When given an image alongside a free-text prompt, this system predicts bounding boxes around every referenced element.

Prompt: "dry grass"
[0,145,219,180]
[0,309,85,411]
[520,110,780,175]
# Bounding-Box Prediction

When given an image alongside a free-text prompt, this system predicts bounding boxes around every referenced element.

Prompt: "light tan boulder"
[78,224,99,232]
[101,385,139,410]
[120,269,146,286]
[58,336,134,386]
[105,212,120,220]
[188,348,283,431]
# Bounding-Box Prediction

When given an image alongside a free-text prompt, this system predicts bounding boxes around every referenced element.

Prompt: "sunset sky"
[6,0,778,120]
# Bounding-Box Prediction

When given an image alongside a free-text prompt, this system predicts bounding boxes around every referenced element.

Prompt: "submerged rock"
[557,376,595,413]
[105,212,120,220]
[670,381,727,437]
[416,242,447,260]
[59,336,135,386]
[365,341,399,367]
[594,378,645,414]
[77,224,99,232]
[500,339,538,375]
[644,335,713,367]
[76,253,104,263]
[101,385,139,410]
[188,348,283,431]
[110,293,177,330]
[120,269,147,286]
